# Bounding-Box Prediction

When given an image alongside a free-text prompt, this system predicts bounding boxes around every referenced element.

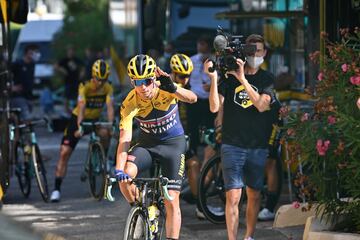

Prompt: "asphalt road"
[0,125,303,240]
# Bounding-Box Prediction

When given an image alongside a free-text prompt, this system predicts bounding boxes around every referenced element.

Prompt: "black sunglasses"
[178,74,190,79]
[132,78,154,86]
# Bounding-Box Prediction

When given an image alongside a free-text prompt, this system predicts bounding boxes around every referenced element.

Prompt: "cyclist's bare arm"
[116,128,132,173]
[173,86,197,104]
[106,100,115,123]
[77,101,85,126]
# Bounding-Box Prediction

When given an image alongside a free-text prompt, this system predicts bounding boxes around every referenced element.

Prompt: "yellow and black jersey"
[120,87,184,141]
[72,81,114,119]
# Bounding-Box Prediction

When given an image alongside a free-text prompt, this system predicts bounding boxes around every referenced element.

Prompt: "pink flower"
[301,113,310,122]
[341,64,348,72]
[292,201,300,209]
[350,75,360,85]
[287,128,295,136]
[316,139,330,156]
[328,115,336,125]
[317,72,324,81]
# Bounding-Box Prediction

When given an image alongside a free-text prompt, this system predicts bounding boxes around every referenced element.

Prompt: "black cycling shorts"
[61,114,96,149]
[127,135,186,191]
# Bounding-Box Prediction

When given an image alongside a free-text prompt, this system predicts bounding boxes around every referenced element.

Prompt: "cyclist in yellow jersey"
[50,59,114,202]
[170,53,216,218]
[116,54,197,240]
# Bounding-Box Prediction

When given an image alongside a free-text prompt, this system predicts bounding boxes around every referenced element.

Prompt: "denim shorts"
[221,144,268,191]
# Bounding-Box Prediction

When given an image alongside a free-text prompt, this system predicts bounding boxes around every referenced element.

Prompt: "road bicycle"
[11,117,51,202]
[80,121,114,200]
[123,161,173,240]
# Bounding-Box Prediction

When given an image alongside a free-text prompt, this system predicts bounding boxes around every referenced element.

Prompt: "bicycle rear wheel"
[15,142,31,198]
[32,145,49,202]
[198,154,226,224]
[87,142,106,200]
[123,206,150,240]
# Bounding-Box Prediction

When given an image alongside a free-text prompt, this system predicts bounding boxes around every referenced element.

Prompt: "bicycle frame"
[123,163,173,240]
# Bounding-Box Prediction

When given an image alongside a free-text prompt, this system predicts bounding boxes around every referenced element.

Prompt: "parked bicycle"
[123,161,173,240]
[11,117,51,202]
[80,121,115,200]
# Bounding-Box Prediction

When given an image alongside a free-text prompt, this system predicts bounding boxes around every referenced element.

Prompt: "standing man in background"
[55,45,85,115]
[11,44,39,120]
[205,34,276,240]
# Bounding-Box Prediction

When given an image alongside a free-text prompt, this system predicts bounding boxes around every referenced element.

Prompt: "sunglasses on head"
[132,78,154,86]
[178,74,190,79]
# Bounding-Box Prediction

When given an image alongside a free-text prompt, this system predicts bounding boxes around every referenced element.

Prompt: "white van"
[12,18,63,87]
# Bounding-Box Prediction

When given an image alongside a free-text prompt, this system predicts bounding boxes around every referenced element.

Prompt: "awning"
[215,10,306,19]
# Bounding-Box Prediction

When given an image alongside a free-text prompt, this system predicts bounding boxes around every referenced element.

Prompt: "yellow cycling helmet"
[170,53,193,75]
[127,54,156,79]
[92,59,110,80]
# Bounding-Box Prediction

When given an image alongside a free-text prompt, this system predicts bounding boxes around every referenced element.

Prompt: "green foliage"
[52,0,112,59]
[283,28,360,233]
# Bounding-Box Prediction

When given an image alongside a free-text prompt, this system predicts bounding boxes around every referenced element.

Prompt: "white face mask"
[246,56,264,69]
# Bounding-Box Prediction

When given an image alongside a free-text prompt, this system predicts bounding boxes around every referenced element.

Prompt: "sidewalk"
[179,199,305,240]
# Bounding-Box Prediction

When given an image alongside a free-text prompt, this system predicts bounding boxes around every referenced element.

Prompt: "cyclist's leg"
[96,127,111,153]
[185,150,200,197]
[53,116,80,192]
[263,157,280,212]
[156,136,186,239]
[119,146,152,203]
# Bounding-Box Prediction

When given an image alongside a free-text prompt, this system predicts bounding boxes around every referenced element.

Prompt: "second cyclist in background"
[50,59,114,202]
[169,53,215,219]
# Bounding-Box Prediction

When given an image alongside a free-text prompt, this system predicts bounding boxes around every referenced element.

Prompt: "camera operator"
[204,34,276,240]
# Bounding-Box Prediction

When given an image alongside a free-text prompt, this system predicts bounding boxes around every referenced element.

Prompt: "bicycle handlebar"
[104,176,117,202]
[12,118,48,129]
[131,175,174,201]
[0,107,22,114]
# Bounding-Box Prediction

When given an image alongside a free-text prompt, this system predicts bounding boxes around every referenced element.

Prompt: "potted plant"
[282,27,360,235]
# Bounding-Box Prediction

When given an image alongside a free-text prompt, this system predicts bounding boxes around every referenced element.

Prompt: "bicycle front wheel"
[198,154,226,224]
[32,145,49,202]
[15,142,31,198]
[87,142,106,200]
[123,206,150,240]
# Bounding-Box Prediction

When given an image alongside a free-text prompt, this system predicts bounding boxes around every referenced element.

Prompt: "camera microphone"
[213,35,227,52]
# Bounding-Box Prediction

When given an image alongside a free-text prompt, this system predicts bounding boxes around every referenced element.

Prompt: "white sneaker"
[50,190,61,202]
[133,215,144,239]
[258,208,275,221]
[196,207,206,220]
[244,237,255,240]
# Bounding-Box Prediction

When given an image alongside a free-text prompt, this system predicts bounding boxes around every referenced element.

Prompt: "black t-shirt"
[58,57,83,87]
[11,59,35,99]
[218,69,276,148]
